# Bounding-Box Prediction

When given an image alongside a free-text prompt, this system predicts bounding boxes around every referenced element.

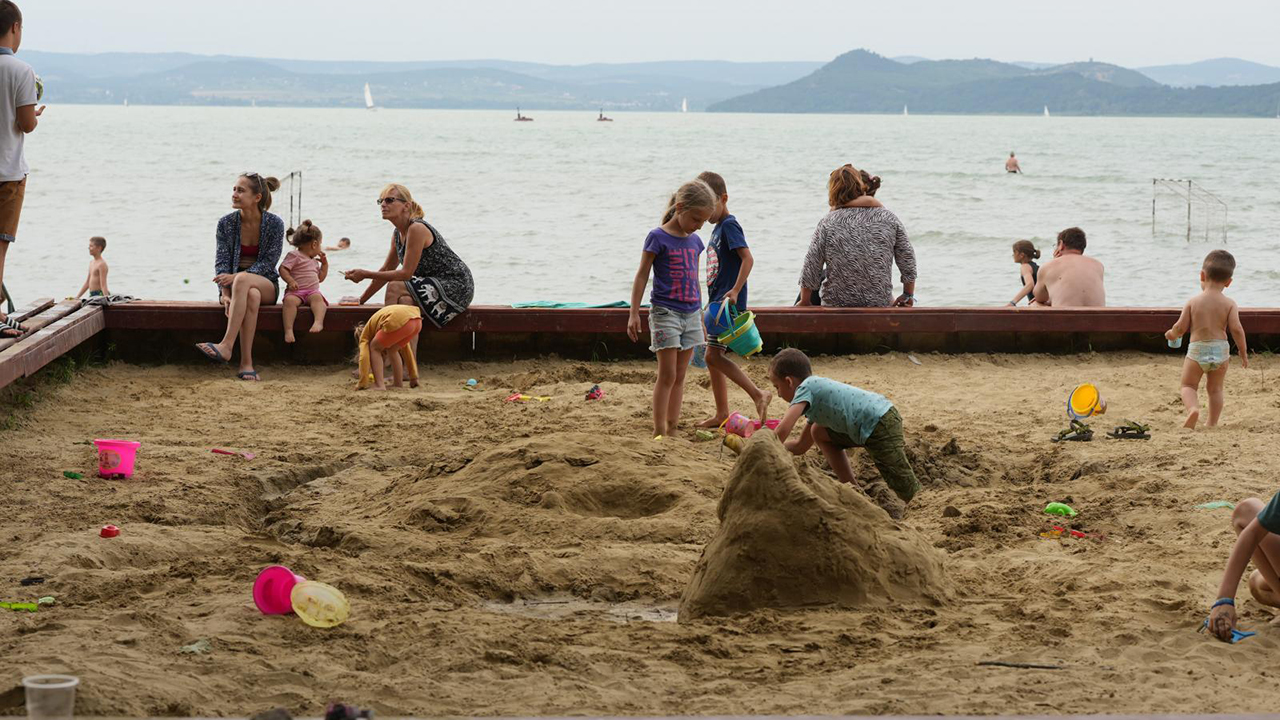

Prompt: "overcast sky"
[23,0,1280,68]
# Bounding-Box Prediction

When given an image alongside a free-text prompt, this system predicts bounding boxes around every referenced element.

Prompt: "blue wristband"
[1211,597,1235,609]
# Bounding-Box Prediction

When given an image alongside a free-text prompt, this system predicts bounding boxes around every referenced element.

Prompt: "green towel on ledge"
[511,301,634,309]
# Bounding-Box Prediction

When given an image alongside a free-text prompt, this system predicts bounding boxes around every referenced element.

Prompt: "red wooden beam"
[101,303,1280,335]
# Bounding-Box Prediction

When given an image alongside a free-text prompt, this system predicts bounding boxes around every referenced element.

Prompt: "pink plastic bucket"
[94,439,141,478]
[723,412,757,438]
[253,565,306,615]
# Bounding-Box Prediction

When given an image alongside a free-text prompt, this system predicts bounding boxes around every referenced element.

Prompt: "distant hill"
[1138,58,1280,88]
[708,50,1280,116]
[22,50,824,111]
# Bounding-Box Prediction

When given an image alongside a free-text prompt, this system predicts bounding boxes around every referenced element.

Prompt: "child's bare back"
[1165,250,1248,429]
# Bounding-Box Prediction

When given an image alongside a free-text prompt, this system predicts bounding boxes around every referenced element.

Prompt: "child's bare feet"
[409,378,420,388]
[1183,409,1200,429]
[284,330,296,343]
[754,390,773,423]
[309,322,324,334]
[696,414,728,428]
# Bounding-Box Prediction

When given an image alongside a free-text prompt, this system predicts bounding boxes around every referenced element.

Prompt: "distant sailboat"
[515,107,533,122]
[903,105,909,116]
[597,108,613,122]
[123,98,128,108]
[681,97,688,113]
[364,83,377,111]
[1044,105,1050,117]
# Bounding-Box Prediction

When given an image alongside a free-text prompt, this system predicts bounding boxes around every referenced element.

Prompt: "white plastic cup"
[22,675,79,720]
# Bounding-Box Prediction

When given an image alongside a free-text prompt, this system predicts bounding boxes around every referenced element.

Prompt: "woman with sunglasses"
[344,183,473,338]
[196,172,284,381]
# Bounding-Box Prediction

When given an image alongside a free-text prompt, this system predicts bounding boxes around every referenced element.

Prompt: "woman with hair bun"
[344,183,473,347]
[196,172,285,381]
[798,164,917,308]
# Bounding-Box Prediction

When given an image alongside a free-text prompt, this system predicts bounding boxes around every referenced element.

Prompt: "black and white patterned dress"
[799,207,917,308]
[395,219,474,327]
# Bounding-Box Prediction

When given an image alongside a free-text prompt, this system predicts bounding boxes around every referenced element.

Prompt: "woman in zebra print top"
[798,165,917,308]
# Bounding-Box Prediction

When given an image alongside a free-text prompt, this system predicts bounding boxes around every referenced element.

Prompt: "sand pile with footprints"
[1,351,1278,715]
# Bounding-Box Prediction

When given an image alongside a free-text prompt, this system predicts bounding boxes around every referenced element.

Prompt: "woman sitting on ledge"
[196,173,284,381]
[797,165,917,308]
[343,183,474,350]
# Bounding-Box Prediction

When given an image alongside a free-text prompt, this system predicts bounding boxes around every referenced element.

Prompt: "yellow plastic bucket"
[1067,383,1107,420]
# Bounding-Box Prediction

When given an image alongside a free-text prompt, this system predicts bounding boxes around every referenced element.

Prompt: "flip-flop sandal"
[1106,421,1151,440]
[196,342,228,364]
[1052,420,1094,443]
[236,370,260,381]
[0,315,27,337]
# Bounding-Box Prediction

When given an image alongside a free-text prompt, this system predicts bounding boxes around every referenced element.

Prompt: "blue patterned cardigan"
[213,211,285,298]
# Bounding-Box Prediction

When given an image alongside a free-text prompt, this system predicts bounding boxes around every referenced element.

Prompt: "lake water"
[6,106,1279,309]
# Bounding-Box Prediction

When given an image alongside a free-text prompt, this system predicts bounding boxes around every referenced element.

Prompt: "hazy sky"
[23,0,1280,68]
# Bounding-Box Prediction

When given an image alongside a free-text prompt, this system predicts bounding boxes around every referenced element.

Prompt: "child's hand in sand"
[1208,602,1237,642]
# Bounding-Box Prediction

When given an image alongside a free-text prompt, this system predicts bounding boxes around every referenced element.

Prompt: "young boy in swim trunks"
[1165,250,1248,429]
[74,236,109,299]
[767,348,921,510]
[1205,492,1280,642]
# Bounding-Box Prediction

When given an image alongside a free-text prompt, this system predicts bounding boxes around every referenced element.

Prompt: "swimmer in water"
[1006,152,1021,174]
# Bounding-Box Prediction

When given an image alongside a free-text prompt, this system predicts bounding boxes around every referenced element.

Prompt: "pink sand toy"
[722,413,781,438]
[253,565,306,615]
[93,439,141,478]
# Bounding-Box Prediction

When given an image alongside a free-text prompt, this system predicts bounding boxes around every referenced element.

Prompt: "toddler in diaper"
[1165,250,1249,429]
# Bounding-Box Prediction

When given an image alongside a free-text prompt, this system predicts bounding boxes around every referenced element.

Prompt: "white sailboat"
[364,83,377,111]
[1043,105,1050,118]
[123,98,128,108]
[903,105,908,116]
[681,97,688,113]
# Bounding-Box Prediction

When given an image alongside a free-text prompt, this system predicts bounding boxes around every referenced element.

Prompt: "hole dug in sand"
[678,431,954,622]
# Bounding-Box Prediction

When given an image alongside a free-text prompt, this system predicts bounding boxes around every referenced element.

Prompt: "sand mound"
[678,431,953,621]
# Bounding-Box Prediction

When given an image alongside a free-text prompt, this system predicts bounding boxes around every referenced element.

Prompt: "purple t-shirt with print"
[643,227,704,313]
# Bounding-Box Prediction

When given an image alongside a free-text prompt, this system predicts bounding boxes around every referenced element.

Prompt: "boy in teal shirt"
[768,348,920,505]
[1206,491,1280,641]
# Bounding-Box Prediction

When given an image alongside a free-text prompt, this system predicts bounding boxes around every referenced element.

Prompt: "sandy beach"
[2,350,1278,716]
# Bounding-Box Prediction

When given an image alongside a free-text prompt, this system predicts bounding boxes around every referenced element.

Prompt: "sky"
[23,0,1280,68]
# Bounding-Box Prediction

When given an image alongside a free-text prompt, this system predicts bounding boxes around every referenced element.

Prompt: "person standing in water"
[1005,152,1022,174]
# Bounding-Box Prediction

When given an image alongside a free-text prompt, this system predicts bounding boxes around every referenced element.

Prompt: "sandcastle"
[679,431,953,621]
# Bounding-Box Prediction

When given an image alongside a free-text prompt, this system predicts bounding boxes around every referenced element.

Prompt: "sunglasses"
[376,197,404,206]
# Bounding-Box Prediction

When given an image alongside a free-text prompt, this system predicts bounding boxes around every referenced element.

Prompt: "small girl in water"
[280,220,329,343]
[354,304,421,391]
[628,179,716,438]
[1007,240,1040,306]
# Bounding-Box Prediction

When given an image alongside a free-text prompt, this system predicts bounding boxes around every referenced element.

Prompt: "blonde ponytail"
[660,180,716,225]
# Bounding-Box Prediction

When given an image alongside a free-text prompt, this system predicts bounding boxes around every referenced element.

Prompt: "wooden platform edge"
[0,299,81,354]
[0,305,105,390]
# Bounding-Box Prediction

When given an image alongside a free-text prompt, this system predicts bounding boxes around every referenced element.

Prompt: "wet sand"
[2,351,1278,716]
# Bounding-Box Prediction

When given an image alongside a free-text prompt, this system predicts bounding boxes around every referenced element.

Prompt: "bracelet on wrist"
[1211,597,1235,609]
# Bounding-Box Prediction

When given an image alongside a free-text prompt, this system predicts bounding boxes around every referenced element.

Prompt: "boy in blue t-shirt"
[695,171,772,427]
[1205,492,1280,642]
[768,348,920,506]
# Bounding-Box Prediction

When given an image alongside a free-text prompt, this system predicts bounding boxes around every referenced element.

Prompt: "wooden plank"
[0,299,80,354]
[0,306,104,390]
[102,302,1280,336]
[8,296,55,322]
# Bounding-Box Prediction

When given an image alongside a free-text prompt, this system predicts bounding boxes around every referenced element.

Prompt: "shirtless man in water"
[1005,152,1021,174]
[1031,227,1105,307]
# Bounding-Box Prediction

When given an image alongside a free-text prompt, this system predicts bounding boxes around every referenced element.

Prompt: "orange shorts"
[374,317,421,349]
[0,177,26,243]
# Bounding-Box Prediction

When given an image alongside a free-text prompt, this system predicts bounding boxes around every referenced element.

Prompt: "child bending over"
[1205,492,1280,642]
[628,179,715,438]
[75,236,109,299]
[280,220,329,343]
[1165,249,1248,429]
[768,348,921,507]
[355,304,421,391]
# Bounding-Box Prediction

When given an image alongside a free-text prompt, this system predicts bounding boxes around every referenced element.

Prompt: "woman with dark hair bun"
[798,164,916,308]
[195,172,285,381]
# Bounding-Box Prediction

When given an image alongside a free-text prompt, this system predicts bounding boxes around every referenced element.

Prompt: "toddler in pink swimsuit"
[279,219,329,343]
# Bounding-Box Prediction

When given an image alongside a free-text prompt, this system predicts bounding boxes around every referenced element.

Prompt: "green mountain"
[24,50,824,111]
[708,50,1280,116]
[1138,58,1280,88]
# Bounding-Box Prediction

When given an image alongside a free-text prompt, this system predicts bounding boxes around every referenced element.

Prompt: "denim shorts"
[648,305,705,353]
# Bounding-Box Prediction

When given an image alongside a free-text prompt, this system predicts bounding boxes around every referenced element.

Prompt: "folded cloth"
[81,294,139,306]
